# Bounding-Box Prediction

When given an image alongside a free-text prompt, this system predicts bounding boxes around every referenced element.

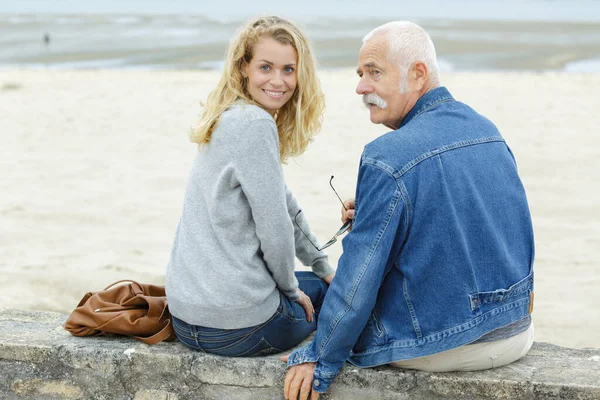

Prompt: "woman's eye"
[260,65,271,71]
[284,67,294,73]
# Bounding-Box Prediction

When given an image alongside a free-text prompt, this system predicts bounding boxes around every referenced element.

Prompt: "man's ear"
[411,62,428,91]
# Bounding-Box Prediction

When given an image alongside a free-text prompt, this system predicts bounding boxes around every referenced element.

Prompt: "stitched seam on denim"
[191,325,203,350]
[237,340,264,357]
[195,325,259,342]
[362,158,395,176]
[469,271,534,310]
[172,317,192,333]
[294,345,318,364]
[355,296,529,354]
[195,309,280,343]
[283,312,309,322]
[403,277,422,339]
[174,332,196,341]
[409,97,454,121]
[316,166,400,354]
[394,137,505,178]
[316,370,339,378]
[260,337,281,352]
[237,337,281,357]
[317,166,401,358]
[342,172,399,308]
[200,330,259,352]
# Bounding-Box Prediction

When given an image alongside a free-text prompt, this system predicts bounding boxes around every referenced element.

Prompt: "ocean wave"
[162,28,204,38]
[564,58,600,72]
[111,16,142,25]
[197,60,225,70]
[56,17,86,25]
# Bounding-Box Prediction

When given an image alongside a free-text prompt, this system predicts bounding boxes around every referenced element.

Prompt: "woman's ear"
[241,61,248,79]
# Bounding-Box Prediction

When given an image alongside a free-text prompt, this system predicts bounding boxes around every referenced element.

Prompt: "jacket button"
[314,379,320,387]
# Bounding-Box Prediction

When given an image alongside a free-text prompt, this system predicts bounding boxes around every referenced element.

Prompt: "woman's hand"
[296,289,315,322]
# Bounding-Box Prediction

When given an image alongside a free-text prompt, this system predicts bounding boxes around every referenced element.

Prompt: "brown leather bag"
[64,280,177,345]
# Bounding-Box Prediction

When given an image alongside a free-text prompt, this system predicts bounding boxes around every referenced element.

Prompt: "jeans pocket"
[196,326,254,342]
[280,296,307,322]
[200,332,246,351]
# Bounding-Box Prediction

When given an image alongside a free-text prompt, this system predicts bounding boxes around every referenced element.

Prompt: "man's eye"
[373,70,381,75]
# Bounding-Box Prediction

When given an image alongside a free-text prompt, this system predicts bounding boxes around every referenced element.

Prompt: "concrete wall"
[1,308,599,400]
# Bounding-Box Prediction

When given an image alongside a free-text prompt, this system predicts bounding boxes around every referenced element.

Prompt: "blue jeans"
[172,271,328,357]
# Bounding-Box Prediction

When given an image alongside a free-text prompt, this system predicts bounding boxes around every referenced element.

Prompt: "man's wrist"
[311,367,336,393]
[287,344,317,367]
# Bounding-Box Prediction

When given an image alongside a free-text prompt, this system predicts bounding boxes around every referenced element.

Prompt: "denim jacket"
[287,87,535,393]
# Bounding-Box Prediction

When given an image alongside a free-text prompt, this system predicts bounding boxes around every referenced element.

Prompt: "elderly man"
[282,21,535,400]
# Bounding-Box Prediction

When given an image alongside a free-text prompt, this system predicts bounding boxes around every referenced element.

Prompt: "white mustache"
[362,93,388,109]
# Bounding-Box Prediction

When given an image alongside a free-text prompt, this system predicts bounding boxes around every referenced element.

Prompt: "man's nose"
[356,79,373,95]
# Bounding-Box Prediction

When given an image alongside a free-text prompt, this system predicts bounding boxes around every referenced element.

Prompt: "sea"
[1,0,600,72]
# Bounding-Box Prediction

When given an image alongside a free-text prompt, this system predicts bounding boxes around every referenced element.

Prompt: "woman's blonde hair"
[190,16,325,162]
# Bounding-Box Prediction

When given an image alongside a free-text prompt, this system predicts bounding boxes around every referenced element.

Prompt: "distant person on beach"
[282,21,535,400]
[43,33,50,46]
[165,16,335,357]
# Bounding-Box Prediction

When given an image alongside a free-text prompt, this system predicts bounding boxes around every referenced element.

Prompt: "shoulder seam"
[365,136,505,179]
[396,137,504,178]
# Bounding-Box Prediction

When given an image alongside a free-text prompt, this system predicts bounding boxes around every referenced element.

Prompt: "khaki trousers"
[389,323,534,372]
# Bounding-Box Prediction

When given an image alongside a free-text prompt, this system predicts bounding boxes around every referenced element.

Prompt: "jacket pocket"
[469,272,534,311]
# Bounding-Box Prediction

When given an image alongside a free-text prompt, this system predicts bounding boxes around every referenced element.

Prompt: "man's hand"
[342,199,355,230]
[296,289,315,322]
[281,354,320,400]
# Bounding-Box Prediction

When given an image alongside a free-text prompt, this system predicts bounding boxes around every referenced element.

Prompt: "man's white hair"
[363,21,440,92]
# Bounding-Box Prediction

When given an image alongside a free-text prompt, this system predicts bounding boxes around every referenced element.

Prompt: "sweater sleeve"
[284,185,335,278]
[233,118,299,301]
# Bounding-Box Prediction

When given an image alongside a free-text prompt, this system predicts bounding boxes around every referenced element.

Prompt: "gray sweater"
[165,101,334,329]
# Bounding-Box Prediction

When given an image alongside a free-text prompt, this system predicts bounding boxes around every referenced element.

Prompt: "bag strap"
[134,319,175,345]
[103,280,145,296]
[103,280,140,291]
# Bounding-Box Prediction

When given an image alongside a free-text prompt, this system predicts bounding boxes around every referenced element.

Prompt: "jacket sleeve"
[284,184,335,278]
[233,118,299,301]
[287,161,406,392]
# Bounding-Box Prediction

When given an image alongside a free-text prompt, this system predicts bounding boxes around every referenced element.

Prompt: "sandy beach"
[1,69,599,349]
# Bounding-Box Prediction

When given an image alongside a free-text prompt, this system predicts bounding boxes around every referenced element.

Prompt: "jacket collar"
[399,86,454,129]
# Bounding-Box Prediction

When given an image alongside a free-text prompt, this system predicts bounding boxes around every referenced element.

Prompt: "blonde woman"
[165,16,335,357]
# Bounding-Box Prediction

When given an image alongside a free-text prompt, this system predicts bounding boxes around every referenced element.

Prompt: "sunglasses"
[294,176,352,251]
